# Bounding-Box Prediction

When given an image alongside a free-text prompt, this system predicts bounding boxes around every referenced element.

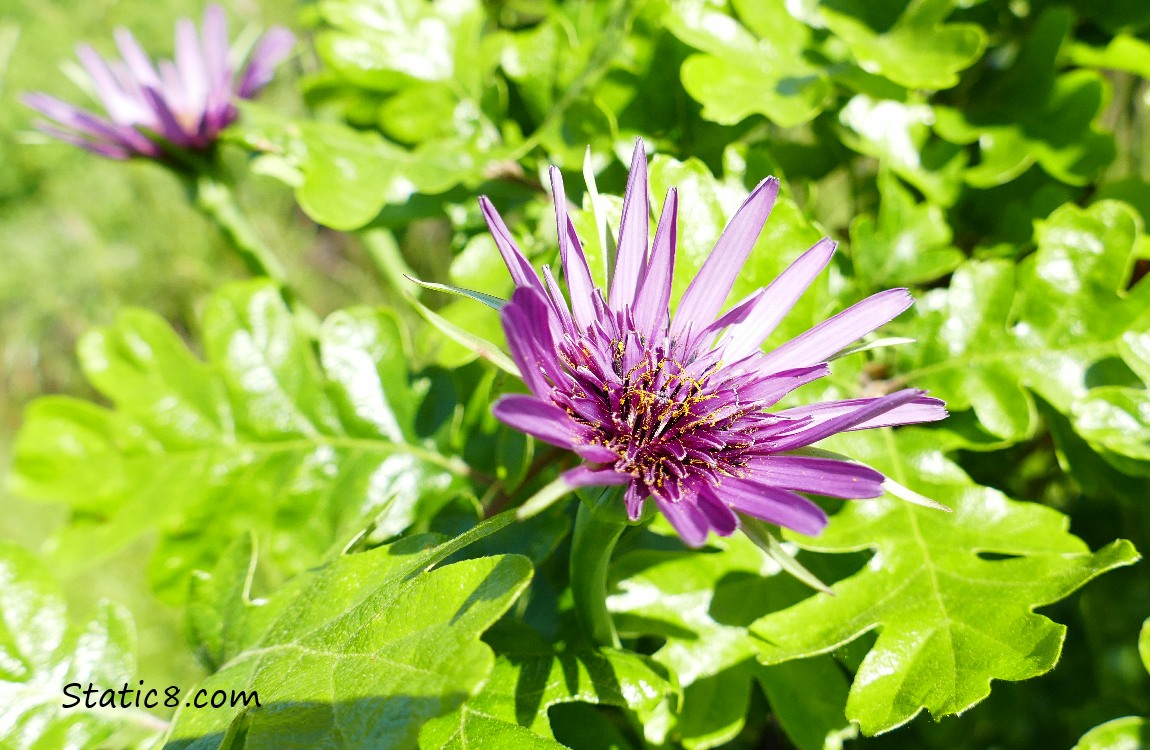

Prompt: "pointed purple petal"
[31,121,133,159]
[22,93,158,156]
[671,177,779,342]
[777,395,948,432]
[696,490,739,536]
[711,480,828,536]
[562,465,631,488]
[140,85,190,146]
[747,455,885,499]
[574,444,620,463]
[492,394,576,449]
[735,365,829,407]
[480,196,544,292]
[75,44,139,124]
[175,18,207,110]
[114,28,161,87]
[549,167,597,328]
[500,287,563,396]
[720,238,837,360]
[768,389,929,451]
[625,483,647,521]
[759,288,913,372]
[542,264,575,332]
[632,188,678,337]
[657,495,710,547]
[609,139,650,310]
[237,27,295,98]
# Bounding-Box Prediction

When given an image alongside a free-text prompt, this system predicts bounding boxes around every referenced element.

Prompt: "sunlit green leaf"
[819,0,985,90]
[900,201,1150,441]
[751,428,1140,735]
[164,535,532,748]
[1072,716,1150,750]
[848,170,964,290]
[10,282,471,600]
[666,0,832,127]
[609,530,851,749]
[0,542,162,750]
[420,623,673,748]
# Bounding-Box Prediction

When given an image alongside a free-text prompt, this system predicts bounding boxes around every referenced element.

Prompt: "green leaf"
[609,531,851,749]
[0,542,164,750]
[1072,387,1150,473]
[900,201,1150,442]
[230,105,501,230]
[848,170,964,290]
[419,624,674,748]
[1072,716,1150,750]
[1142,616,1150,674]
[10,282,471,600]
[838,95,966,206]
[819,0,986,90]
[750,428,1140,735]
[666,0,832,127]
[1070,35,1150,79]
[932,8,1115,187]
[163,535,533,749]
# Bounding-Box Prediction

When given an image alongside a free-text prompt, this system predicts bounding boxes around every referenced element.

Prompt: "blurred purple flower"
[484,141,947,546]
[23,5,294,160]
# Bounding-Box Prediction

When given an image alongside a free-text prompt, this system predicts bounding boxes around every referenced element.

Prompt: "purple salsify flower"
[484,141,948,547]
[23,5,294,160]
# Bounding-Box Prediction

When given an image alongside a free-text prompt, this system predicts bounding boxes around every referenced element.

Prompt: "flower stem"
[570,497,627,648]
[192,174,287,284]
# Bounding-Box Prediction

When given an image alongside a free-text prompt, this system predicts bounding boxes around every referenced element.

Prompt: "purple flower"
[23,5,294,160]
[484,141,947,546]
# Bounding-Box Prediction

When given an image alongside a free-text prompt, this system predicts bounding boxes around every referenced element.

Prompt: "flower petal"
[625,483,647,521]
[769,389,927,451]
[671,176,779,343]
[720,237,837,360]
[657,495,710,547]
[711,480,828,536]
[500,287,563,396]
[574,444,621,463]
[777,394,948,432]
[609,139,650,310]
[549,167,598,328]
[696,490,739,536]
[746,455,885,499]
[632,188,678,337]
[114,28,161,88]
[759,288,913,372]
[479,196,544,292]
[492,394,577,449]
[237,27,295,98]
[562,465,631,488]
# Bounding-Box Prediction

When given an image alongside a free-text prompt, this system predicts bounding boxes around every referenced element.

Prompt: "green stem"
[570,497,627,648]
[192,174,287,284]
